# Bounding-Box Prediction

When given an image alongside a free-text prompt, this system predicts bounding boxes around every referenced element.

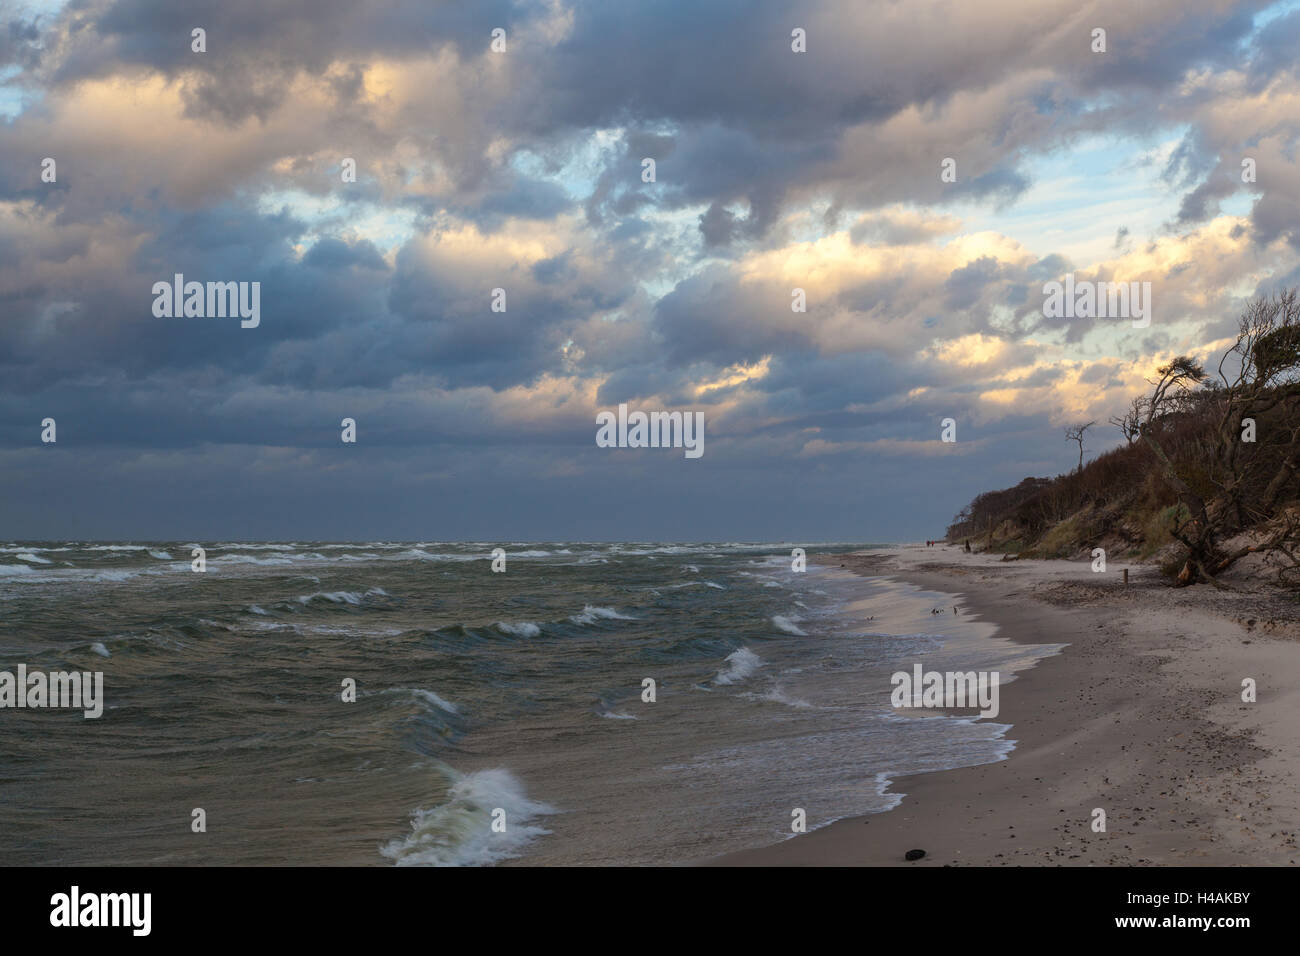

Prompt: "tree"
[1064,421,1096,472]
[1109,396,1148,444]
[1140,290,1300,585]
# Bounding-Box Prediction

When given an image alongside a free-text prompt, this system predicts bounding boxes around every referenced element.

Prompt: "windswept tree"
[1140,290,1300,585]
[1064,421,1095,472]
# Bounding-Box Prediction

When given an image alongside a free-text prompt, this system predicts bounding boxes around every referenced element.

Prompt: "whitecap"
[296,590,363,605]
[772,615,807,636]
[569,605,638,626]
[381,768,554,867]
[494,621,541,638]
[715,647,763,685]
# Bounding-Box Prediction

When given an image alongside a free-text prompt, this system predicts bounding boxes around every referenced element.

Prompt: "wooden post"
[1123,568,1129,587]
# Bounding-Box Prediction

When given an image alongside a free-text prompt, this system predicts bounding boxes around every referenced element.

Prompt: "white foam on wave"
[380,768,555,867]
[744,685,814,709]
[715,647,762,685]
[212,543,298,551]
[80,569,140,582]
[376,686,460,714]
[295,587,388,606]
[242,620,300,633]
[297,590,363,605]
[89,642,111,658]
[14,553,52,564]
[0,564,141,583]
[494,621,541,638]
[772,615,807,636]
[569,605,638,626]
[609,545,703,556]
[147,550,173,560]
[213,554,296,566]
[395,549,479,562]
[408,688,460,714]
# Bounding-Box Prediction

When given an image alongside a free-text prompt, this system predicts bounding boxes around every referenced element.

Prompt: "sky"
[1,0,1299,542]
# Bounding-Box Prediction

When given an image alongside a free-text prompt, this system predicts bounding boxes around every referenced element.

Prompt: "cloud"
[1,0,1299,538]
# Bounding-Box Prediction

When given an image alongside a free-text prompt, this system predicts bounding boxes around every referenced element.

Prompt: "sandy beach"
[712,545,1300,866]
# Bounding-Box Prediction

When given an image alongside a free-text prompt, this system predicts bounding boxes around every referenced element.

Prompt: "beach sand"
[711,545,1300,866]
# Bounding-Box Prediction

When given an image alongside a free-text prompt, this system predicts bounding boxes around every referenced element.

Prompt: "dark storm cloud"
[0,15,42,70]
[6,0,1286,248]
[471,176,573,225]
[3,0,1226,232]
[652,266,809,367]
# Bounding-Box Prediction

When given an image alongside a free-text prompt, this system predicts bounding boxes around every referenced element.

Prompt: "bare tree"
[1108,396,1148,444]
[1064,421,1096,472]
[1140,290,1300,585]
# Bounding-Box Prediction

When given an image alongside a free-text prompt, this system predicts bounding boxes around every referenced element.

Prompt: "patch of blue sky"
[12,0,69,16]
[958,129,1196,267]
[2,1,69,120]
[255,188,420,258]
[0,66,32,121]
[511,127,627,200]
[634,202,720,298]
[1252,0,1300,30]
[1220,193,1255,218]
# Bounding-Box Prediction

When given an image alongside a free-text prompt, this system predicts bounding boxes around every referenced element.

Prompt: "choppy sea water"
[0,542,1062,865]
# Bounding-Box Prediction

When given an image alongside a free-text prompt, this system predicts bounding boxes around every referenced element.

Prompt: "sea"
[0,541,1063,865]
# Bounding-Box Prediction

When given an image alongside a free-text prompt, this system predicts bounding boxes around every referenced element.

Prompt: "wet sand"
[711,545,1300,866]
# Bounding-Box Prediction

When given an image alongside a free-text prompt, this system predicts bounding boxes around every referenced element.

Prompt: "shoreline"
[709,545,1300,866]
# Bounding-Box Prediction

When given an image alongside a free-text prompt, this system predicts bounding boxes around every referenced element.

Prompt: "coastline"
[710,545,1300,866]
